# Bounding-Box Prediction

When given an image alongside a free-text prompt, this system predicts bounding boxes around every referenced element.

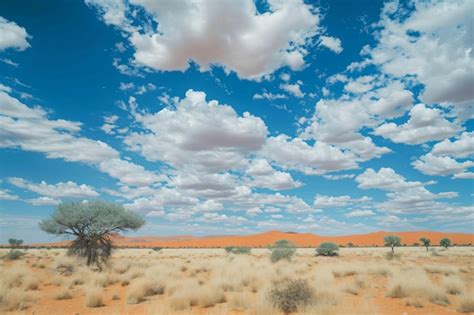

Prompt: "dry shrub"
[386,268,450,305]
[405,298,423,308]
[85,285,104,308]
[341,284,359,295]
[424,264,457,275]
[457,293,474,313]
[112,291,120,300]
[127,278,165,304]
[228,292,253,311]
[0,287,36,311]
[53,256,78,276]
[269,279,314,313]
[54,289,72,300]
[23,275,39,291]
[168,279,225,310]
[442,276,464,295]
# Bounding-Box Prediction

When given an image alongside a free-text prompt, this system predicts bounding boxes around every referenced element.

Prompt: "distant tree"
[39,201,145,268]
[270,239,296,262]
[347,242,354,248]
[8,238,23,252]
[419,237,431,251]
[316,242,339,256]
[440,238,451,249]
[384,235,401,253]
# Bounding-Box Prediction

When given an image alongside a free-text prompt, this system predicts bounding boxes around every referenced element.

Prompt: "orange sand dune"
[32,230,474,248]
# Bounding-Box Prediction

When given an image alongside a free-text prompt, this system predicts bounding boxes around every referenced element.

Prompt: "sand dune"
[32,230,474,248]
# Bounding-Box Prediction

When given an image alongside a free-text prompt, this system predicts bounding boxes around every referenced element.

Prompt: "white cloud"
[314,194,370,208]
[345,210,375,218]
[260,134,358,175]
[27,197,60,206]
[431,132,474,158]
[356,167,425,191]
[246,159,301,190]
[93,0,322,80]
[373,104,462,145]
[319,35,343,54]
[0,17,30,51]
[322,174,355,180]
[367,1,474,107]
[0,189,19,201]
[412,154,473,177]
[253,92,287,101]
[8,177,99,199]
[125,90,267,173]
[280,81,304,98]
[0,91,160,186]
[344,75,374,94]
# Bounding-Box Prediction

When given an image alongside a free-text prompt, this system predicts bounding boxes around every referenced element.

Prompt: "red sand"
[31,230,474,248]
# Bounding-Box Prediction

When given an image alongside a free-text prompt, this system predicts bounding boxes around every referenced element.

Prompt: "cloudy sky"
[0,0,472,243]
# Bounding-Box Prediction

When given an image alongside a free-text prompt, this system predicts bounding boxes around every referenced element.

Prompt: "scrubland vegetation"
[0,245,472,314]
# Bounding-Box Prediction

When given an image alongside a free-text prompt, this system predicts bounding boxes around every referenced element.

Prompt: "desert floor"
[1,247,473,314]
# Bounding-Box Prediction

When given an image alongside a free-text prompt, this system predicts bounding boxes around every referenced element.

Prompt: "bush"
[152,247,162,252]
[458,294,474,313]
[270,240,296,262]
[224,246,251,254]
[269,279,313,313]
[316,242,339,256]
[4,250,26,260]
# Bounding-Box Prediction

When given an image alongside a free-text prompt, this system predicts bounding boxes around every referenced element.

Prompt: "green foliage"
[224,246,251,254]
[384,235,401,253]
[316,242,339,256]
[39,201,145,267]
[419,237,431,251]
[152,247,163,252]
[4,250,26,260]
[269,279,313,313]
[8,238,23,252]
[440,238,451,249]
[270,239,296,262]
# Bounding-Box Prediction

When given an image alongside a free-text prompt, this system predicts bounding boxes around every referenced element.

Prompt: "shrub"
[419,237,430,251]
[85,286,104,308]
[270,240,296,263]
[54,289,72,300]
[316,242,339,256]
[269,279,313,313]
[458,294,474,313]
[152,247,162,252]
[8,238,23,252]
[4,250,25,260]
[225,246,251,254]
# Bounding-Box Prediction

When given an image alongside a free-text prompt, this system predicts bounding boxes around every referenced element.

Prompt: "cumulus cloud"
[345,210,375,218]
[8,177,99,199]
[314,194,370,208]
[27,196,60,206]
[0,17,30,51]
[125,90,267,173]
[88,0,321,80]
[280,81,304,98]
[319,35,343,53]
[366,0,474,107]
[431,132,474,158]
[356,167,427,191]
[412,154,473,177]
[0,91,160,186]
[253,92,287,101]
[246,159,301,190]
[373,104,462,145]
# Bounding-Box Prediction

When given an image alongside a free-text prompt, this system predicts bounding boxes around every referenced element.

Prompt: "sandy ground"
[1,247,473,315]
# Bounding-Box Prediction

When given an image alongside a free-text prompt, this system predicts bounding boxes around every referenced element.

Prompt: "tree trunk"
[391,245,394,253]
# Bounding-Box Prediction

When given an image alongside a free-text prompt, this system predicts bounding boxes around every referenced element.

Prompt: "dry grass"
[0,247,472,314]
[85,285,104,308]
[457,293,474,313]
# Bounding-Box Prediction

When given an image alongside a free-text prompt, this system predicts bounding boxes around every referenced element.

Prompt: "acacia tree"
[8,238,23,252]
[384,235,401,253]
[39,201,145,267]
[419,237,431,251]
[440,238,451,249]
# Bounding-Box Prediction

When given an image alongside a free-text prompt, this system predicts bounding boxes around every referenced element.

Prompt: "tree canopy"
[419,237,430,251]
[440,238,451,249]
[384,235,401,253]
[39,201,145,267]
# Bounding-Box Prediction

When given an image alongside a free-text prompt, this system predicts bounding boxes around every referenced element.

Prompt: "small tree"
[440,238,451,249]
[270,239,296,262]
[269,279,313,314]
[8,238,23,252]
[39,201,145,268]
[316,242,339,256]
[384,235,401,253]
[419,237,430,251]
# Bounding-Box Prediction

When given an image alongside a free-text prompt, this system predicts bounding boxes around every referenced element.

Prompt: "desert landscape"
[1,231,474,314]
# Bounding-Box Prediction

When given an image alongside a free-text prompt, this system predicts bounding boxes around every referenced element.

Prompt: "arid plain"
[1,231,474,315]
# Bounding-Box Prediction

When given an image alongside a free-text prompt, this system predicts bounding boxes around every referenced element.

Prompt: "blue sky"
[0,0,472,243]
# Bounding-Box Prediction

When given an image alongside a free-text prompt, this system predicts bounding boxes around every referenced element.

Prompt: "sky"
[0,0,473,243]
